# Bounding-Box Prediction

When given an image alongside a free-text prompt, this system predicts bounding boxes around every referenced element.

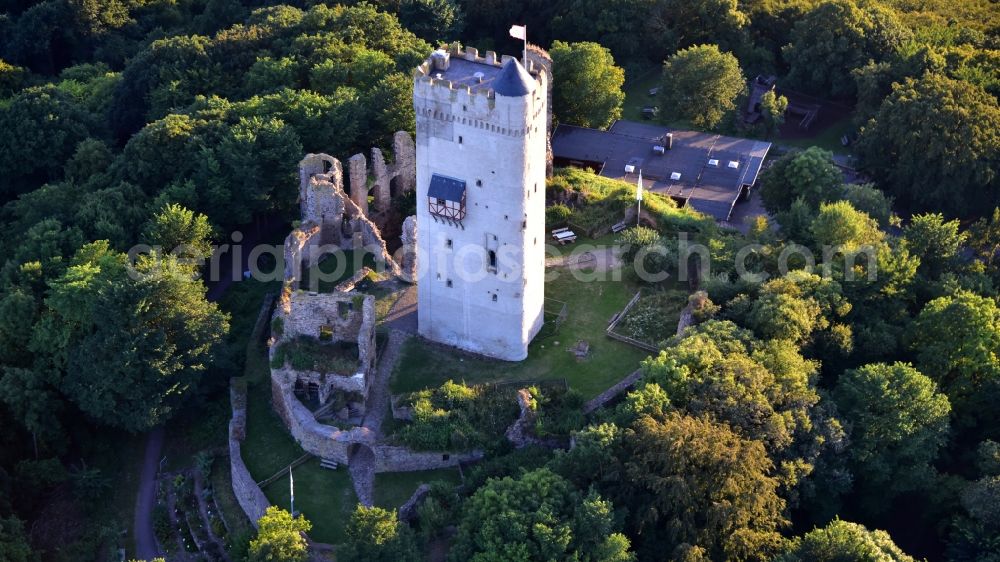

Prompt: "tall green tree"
[777,519,916,562]
[758,89,788,139]
[903,213,967,279]
[619,414,786,561]
[969,207,1000,268]
[909,290,1000,414]
[398,0,464,42]
[142,203,213,260]
[782,0,909,97]
[658,44,745,129]
[758,147,842,215]
[834,362,951,508]
[340,506,421,562]
[249,507,311,562]
[32,242,228,431]
[856,74,1000,218]
[0,516,32,562]
[450,468,635,562]
[810,201,883,252]
[550,41,625,130]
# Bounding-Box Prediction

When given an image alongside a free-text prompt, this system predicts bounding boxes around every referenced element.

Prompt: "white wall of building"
[413,54,547,361]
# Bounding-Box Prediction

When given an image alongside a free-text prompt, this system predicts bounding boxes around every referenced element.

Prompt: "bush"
[395,381,520,451]
[530,386,586,438]
[546,204,573,229]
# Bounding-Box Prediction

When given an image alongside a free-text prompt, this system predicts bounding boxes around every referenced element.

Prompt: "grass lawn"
[373,468,462,510]
[259,458,357,545]
[776,115,854,155]
[391,258,654,400]
[621,66,662,123]
[242,375,359,544]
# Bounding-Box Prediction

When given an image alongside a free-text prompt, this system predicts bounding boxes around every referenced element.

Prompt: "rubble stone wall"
[228,383,270,528]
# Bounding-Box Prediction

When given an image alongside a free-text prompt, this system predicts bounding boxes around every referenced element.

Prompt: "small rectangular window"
[458,135,463,144]
[476,179,482,187]
[492,294,498,302]
[446,239,453,248]
[446,279,453,287]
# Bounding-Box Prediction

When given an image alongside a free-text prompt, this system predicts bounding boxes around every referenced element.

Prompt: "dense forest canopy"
[0,0,997,561]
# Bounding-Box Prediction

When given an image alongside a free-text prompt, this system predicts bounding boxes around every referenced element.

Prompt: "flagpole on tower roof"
[510,24,527,66]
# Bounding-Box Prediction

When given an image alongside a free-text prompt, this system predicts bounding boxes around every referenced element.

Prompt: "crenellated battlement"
[413,43,546,109]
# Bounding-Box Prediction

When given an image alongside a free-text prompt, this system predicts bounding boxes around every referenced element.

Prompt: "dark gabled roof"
[493,58,535,97]
[427,174,466,202]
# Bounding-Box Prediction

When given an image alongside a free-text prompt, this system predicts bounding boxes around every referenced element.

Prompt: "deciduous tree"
[834,362,951,506]
[658,44,745,130]
[856,74,1000,218]
[777,519,916,561]
[759,147,842,215]
[340,506,421,562]
[249,507,311,562]
[550,41,625,130]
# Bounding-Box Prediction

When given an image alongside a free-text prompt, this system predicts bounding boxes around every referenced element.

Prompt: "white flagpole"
[523,26,528,67]
[289,468,295,516]
[636,170,643,227]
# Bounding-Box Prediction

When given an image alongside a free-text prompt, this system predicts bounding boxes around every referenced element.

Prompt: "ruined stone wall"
[229,383,270,528]
[283,224,321,290]
[270,373,375,464]
[399,216,417,284]
[293,153,402,278]
[347,132,417,218]
[272,291,377,402]
[281,291,369,344]
[372,445,483,473]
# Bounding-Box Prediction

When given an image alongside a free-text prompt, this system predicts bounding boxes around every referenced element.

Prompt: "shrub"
[546,204,573,229]
[395,381,520,451]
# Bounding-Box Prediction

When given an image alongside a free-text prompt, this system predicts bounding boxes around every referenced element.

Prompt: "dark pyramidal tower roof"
[493,58,536,97]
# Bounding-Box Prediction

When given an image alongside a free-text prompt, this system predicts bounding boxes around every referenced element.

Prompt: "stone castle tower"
[413,45,549,361]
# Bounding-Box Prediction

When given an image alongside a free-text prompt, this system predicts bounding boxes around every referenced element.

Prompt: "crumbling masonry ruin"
[266,133,477,471]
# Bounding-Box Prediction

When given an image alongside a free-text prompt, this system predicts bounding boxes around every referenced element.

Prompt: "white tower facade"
[413,46,548,361]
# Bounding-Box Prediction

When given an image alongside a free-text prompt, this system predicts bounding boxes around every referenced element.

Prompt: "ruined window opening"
[319,325,333,341]
[442,454,450,461]
[338,301,351,318]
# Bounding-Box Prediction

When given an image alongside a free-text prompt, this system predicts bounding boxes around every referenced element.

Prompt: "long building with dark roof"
[551,120,772,221]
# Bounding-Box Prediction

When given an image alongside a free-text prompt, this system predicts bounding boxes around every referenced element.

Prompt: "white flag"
[509,24,526,40]
[636,170,644,201]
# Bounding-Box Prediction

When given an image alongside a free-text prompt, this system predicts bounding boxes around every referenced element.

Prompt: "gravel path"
[348,327,411,505]
[348,446,376,507]
[362,329,410,435]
